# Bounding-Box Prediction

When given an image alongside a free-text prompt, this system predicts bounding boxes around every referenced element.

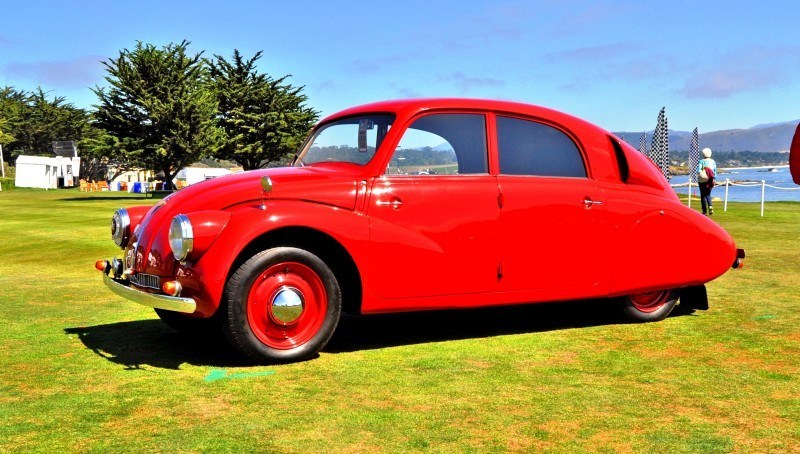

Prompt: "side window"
[497,116,586,178]
[387,114,487,175]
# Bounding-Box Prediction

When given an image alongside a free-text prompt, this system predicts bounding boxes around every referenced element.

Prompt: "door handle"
[376,197,403,209]
[582,197,603,209]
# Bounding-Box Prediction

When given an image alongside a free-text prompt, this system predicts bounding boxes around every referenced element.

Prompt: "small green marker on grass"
[205,369,276,382]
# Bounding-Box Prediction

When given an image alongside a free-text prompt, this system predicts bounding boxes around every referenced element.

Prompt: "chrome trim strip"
[103,273,196,313]
[130,272,160,290]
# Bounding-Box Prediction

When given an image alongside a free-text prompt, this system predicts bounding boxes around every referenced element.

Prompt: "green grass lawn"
[1,189,798,452]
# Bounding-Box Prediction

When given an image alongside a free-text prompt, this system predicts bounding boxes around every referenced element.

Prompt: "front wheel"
[621,290,678,322]
[223,247,341,363]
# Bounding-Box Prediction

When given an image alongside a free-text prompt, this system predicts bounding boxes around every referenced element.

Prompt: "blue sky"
[1,0,798,132]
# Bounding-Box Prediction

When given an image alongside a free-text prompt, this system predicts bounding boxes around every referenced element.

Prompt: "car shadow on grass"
[64,320,246,370]
[328,298,700,353]
[325,299,630,353]
[65,299,695,369]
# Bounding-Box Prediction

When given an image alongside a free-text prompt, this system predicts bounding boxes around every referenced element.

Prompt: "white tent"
[15,156,59,189]
[176,167,233,185]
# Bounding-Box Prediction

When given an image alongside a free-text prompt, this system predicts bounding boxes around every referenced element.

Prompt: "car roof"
[315,98,636,185]
[320,98,606,135]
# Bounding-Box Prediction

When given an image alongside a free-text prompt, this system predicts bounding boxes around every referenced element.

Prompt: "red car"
[97,98,744,363]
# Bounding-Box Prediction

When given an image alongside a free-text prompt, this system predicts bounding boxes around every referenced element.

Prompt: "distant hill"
[616,120,799,153]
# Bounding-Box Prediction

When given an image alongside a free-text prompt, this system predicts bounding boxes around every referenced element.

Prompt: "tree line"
[0,41,318,188]
[670,150,790,169]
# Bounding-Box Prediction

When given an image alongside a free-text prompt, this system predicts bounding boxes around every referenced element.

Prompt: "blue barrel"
[132,182,142,193]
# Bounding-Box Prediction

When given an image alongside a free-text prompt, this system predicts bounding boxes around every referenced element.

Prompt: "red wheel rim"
[629,291,670,313]
[247,262,327,350]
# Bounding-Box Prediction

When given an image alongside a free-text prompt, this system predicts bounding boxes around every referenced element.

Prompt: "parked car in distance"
[96,98,745,363]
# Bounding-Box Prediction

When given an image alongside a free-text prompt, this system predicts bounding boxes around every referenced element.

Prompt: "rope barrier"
[764,184,800,190]
[669,178,799,217]
[670,181,800,190]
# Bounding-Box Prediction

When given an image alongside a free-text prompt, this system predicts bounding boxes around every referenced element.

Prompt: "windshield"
[294,114,395,166]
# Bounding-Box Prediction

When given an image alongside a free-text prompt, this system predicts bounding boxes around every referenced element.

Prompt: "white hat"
[702,148,712,158]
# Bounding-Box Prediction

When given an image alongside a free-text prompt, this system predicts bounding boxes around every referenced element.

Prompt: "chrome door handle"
[582,197,603,209]
[376,197,403,209]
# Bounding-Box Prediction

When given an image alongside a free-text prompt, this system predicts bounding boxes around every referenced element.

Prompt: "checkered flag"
[650,107,670,180]
[689,127,700,184]
[638,132,648,155]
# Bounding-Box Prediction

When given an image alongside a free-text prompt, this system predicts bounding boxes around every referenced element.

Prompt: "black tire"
[223,247,341,363]
[154,308,221,335]
[621,290,678,322]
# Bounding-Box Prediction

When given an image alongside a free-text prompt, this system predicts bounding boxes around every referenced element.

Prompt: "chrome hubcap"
[269,286,304,326]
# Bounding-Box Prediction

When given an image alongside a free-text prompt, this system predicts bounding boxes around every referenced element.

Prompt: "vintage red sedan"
[96,98,744,363]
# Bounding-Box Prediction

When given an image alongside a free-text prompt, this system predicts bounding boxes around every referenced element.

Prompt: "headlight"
[111,209,131,248]
[168,214,194,261]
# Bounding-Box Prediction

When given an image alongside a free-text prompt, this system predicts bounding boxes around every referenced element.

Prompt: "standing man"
[698,147,718,215]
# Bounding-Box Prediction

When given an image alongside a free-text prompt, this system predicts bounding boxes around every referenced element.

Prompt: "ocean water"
[669,166,800,202]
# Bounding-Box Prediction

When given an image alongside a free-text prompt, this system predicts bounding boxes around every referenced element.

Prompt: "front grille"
[130,273,161,290]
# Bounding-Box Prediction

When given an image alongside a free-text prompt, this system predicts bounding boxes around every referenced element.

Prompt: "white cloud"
[440,72,505,94]
[2,55,105,89]
[678,45,800,99]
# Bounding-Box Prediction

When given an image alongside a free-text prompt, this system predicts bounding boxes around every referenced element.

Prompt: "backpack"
[698,166,714,183]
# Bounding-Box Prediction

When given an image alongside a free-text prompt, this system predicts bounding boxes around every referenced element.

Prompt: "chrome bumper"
[102,273,196,313]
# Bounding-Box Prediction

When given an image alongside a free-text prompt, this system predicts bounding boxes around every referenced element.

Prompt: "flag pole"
[688,127,700,209]
[687,181,692,207]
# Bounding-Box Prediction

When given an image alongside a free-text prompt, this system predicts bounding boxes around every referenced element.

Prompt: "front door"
[367,113,501,300]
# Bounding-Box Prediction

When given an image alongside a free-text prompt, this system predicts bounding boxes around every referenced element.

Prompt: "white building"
[15,155,80,189]
[110,169,155,185]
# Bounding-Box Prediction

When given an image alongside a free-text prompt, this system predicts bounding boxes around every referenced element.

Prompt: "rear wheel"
[223,247,341,363]
[622,290,678,322]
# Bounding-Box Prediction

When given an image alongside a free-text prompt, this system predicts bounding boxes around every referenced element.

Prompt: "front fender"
[187,200,370,316]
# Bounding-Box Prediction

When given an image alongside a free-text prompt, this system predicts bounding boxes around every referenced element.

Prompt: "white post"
[724,178,729,212]
[687,181,692,207]
[0,144,4,192]
[761,180,766,217]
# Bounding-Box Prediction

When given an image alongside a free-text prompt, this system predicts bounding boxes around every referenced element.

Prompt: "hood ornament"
[260,176,273,194]
[260,176,273,210]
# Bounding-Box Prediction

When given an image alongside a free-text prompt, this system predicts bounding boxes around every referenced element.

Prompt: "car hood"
[129,166,359,276]
[164,165,360,212]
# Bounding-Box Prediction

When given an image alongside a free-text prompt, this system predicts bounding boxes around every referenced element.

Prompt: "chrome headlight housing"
[111,209,131,248]
[168,214,194,261]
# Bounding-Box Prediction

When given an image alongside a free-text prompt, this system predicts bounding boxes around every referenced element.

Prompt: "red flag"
[791,123,800,185]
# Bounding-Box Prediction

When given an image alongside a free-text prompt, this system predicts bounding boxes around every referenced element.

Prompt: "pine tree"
[209,50,318,170]
[1,87,92,161]
[93,41,223,188]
